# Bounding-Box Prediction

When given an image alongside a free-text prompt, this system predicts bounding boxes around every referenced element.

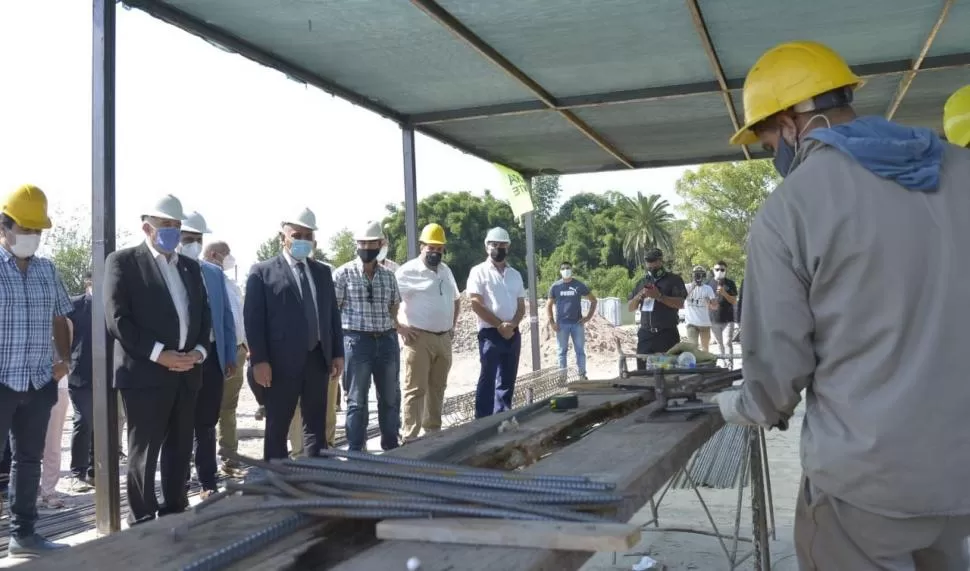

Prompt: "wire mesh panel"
[441,366,577,426]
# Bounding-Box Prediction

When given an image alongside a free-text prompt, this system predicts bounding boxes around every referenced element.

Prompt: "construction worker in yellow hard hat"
[395,223,460,442]
[718,40,970,569]
[943,85,970,147]
[0,183,73,556]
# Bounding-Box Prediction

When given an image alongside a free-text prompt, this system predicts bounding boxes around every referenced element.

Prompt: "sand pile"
[452,294,635,357]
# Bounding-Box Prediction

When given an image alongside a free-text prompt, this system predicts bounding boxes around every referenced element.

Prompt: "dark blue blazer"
[244,254,343,381]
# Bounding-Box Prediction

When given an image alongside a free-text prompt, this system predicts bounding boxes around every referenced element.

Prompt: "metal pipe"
[759,427,777,540]
[285,458,612,493]
[312,447,598,485]
[402,127,419,260]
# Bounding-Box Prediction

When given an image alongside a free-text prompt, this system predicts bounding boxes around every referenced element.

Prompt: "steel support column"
[402,127,419,260]
[523,179,541,372]
[92,0,121,534]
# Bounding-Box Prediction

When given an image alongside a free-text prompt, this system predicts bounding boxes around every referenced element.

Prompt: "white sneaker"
[38,493,67,510]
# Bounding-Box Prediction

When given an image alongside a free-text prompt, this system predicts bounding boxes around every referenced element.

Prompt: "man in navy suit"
[244,208,344,461]
[178,211,236,498]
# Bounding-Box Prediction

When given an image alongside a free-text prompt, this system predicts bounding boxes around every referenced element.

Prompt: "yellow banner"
[494,163,534,218]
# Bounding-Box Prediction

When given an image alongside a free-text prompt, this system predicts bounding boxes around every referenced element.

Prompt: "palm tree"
[616,192,676,265]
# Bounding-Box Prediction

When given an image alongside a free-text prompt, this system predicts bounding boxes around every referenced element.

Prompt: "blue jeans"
[475,328,521,418]
[342,330,401,451]
[0,381,57,538]
[556,322,587,376]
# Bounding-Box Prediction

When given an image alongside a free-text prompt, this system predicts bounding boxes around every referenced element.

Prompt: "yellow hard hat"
[418,223,446,245]
[943,85,970,147]
[2,184,52,230]
[730,41,863,146]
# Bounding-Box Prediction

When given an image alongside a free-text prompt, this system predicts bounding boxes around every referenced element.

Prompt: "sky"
[0,1,692,275]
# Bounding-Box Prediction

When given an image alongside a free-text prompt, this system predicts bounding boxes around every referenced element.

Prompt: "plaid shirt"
[333,259,401,332]
[0,247,73,392]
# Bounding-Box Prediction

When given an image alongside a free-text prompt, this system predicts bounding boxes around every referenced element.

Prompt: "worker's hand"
[642,286,660,299]
[187,350,204,364]
[253,362,273,387]
[225,364,237,378]
[397,324,417,343]
[710,391,759,427]
[330,357,344,380]
[716,286,724,297]
[498,322,514,339]
[581,315,592,325]
[549,321,559,332]
[158,350,195,372]
[52,360,70,381]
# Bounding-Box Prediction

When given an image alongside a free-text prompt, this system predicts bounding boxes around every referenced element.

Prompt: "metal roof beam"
[885,0,955,120]
[684,0,751,160]
[406,0,636,169]
[408,52,970,126]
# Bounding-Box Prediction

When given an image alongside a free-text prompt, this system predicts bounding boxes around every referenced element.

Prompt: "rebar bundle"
[670,424,751,489]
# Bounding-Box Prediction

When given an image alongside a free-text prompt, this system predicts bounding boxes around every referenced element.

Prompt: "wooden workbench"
[19,387,723,571]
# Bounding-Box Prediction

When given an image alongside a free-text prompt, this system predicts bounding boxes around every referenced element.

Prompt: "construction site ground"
[1,313,803,570]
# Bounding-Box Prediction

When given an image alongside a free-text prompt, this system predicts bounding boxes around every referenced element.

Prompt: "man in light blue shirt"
[546,262,597,380]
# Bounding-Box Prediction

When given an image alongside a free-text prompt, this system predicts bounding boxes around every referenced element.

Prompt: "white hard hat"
[281,208,317,231]
[355,220,384,241]
[181,211,211,234]
[484,227,511,244]
[142,194,185,222]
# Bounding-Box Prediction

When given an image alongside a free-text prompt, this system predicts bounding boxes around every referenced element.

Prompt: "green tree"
[675,160,776,280]
[44,207,131,295]
[529,175,563,256]
[615,192,676,265]
[382,191,523,290]
[255,233,328,263]
[328,228,357,267]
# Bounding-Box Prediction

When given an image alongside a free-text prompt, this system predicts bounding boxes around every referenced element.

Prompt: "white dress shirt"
[283,250,320,339]
[226,277,246,346]
[395,258,459,333]
[146,239,207,363]
[466,259,525,330]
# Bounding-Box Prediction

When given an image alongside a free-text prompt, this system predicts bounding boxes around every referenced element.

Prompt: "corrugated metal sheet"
[126,0,970,174]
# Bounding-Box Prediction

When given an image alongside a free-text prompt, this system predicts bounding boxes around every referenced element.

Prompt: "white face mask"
[179,242,202,260]
[560,269,572,279]
[377,243,388,262]
[222,254,236,271]
[714,270,726,278]
[9,233,41,259]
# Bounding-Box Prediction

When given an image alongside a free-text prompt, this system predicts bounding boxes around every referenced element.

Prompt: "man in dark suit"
[103,194,211,525]
[244,208,344,461]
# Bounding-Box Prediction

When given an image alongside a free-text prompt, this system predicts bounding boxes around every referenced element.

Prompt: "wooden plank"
[375,518,641,552]
[327,404,723,571]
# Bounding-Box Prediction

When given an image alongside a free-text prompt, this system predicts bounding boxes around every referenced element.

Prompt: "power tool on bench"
[644,368,744,422]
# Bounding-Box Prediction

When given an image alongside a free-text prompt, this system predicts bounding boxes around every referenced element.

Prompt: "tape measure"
[550,394,579,411]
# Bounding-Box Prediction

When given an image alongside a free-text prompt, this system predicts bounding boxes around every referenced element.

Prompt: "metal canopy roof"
[123,0,970,175]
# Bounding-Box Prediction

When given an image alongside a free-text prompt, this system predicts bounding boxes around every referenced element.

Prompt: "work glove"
[706,391,790,431]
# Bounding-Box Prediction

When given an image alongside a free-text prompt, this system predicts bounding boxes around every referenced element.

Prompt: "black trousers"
[262,347,329,461]
[193,345,224,491]
[121,374,198,525]
[635,327,681,370]
[0,434,10,491]
[67,385,95,479]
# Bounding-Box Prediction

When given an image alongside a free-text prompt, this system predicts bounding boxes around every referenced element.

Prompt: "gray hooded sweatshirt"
[737,116,970,517]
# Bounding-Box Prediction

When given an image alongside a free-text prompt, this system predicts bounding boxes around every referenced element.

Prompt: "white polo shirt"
[466,260,525,330]
[395,258,460,333]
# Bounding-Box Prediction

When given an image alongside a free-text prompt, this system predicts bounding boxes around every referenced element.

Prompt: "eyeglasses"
[714,268,726,272]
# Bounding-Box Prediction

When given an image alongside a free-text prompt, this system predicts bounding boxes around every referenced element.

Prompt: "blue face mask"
[154,227,181,252]
[773,135,797,177]
[289,239,313,260]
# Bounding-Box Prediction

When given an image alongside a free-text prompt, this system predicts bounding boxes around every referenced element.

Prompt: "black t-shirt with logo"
[628,271,687,331]
[707,277,738,323]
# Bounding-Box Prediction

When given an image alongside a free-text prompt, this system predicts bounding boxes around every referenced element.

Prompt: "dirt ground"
[26,320,805,570]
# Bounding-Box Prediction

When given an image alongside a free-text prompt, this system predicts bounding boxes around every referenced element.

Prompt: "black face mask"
[647,265,664,278]
[694,273,705,284]
[425,252,442,267]
[358,248,380,264]
[489,247,508,262]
